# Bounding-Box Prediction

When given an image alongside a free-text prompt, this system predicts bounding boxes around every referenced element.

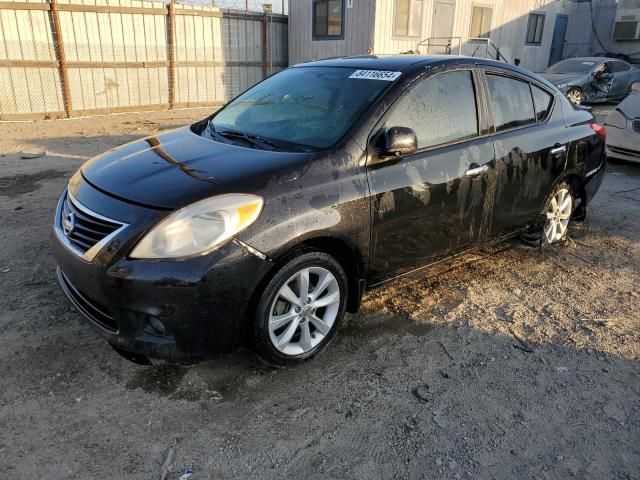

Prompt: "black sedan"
[52,55,606,366]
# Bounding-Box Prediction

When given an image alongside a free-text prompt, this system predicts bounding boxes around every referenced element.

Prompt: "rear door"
[482,69,569,235]
[366,67,497,283]
[610,60,633,98]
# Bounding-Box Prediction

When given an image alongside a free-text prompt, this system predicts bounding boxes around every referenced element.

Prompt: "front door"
[429,0,456,54]
[367,68,496,284]
[548,15,568,67]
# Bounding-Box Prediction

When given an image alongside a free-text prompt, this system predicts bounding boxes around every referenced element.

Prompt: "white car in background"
[605,93,640,163]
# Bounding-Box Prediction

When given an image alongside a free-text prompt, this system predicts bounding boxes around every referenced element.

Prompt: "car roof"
[560,56,626,63]
[292,54,533,76]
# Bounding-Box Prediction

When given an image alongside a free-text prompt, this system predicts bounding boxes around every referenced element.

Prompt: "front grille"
[60,193,123,255]
[632,118,640,133]
[57,268,118,333]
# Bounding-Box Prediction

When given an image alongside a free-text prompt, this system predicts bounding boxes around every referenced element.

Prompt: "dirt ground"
[0,106,638,480]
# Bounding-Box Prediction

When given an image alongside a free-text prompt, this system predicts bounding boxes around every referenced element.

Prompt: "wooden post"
[167,0,176,108]
[261,12,268,79]
[49,0,72,117]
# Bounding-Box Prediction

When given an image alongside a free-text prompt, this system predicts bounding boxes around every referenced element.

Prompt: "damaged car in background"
[52,55,606,366]
[540,57,640,105]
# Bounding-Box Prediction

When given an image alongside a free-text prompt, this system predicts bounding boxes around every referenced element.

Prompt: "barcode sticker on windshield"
[349,70,402,81]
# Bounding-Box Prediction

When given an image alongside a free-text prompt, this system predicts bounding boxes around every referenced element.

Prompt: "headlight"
[605,109,627,129]
[130,194,263,259]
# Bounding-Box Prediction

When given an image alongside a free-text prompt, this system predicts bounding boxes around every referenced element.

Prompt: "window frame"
[393,0,424,39]
[481,69,556,135]
[368,66,489,159]
[470,5,493,39]
[525,12,546,46]
[312,0,345,41]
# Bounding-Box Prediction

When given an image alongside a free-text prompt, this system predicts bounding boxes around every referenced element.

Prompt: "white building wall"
[373,0,592,72]
[590,0,640,61]
[288,0,376,64]
[289,0,595,72]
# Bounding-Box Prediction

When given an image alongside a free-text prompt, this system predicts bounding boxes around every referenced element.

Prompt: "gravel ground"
[0,106,638,480]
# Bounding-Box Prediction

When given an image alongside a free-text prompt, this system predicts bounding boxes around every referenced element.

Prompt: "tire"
[566,87,583,105]
[629,81,640,94]
[252,251,348,367]
[521,181,574,247]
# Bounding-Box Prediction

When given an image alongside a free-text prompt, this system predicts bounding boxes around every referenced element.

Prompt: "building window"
[395,0,423,37]
[525,13,545,45]
[470,6,492,38]
[313,0,344,39]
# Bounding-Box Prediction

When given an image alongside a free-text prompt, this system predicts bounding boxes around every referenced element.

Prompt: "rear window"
[545,59,596,75]
[531,85,553,122]
[486,74,536,132]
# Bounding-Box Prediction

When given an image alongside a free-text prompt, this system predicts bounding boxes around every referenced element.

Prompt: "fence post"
[261,12,268,79]
[49,0,72,117]
[167,0,176,109]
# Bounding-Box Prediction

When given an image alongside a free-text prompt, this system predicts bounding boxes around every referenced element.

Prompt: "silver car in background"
[605,93,640,163]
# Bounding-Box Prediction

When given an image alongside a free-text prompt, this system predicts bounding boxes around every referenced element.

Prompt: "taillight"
[590,122,606,140]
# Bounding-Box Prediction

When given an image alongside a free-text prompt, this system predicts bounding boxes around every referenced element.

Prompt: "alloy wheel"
[566,89,582,105]
[543,188,572,244]
[268,266,340,356]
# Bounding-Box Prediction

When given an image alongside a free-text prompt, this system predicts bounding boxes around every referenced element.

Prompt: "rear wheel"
[542,185,573,245]
[252,251,348,367]
[566,87,583,105]
[521,182,574,247]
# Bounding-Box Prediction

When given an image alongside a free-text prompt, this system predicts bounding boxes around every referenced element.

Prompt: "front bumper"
[607,144,640,164]
[52,185,274,363]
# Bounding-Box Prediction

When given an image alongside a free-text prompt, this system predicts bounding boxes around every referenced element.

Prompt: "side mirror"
[383,127,417,157]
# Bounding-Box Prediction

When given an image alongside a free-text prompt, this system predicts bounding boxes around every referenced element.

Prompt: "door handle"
[550,145,567,155]
[465,164,489,176]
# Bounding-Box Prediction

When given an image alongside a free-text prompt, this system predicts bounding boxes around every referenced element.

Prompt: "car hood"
[615,93,640,118]
[80,126,311,209]
[537,73,583,86]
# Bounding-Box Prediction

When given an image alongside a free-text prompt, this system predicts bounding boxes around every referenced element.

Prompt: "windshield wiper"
[215,128,280,151]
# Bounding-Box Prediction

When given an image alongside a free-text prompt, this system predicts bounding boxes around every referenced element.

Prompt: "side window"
[313,0,344,39]
[612,61,631,73]
[486,74,536,131]
[525,13,545,45]
[531,85,553,122]
[394,0,424,37]
[385,70,479,149]
[470,6,493,38]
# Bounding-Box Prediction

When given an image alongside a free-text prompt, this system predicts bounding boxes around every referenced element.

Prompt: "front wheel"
[252,251,348,367]
[566,87,583,105]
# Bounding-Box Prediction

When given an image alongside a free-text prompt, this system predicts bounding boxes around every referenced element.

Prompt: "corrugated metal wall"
[288,0,375,64]
[290,0,594,72]
[0,0,288,120]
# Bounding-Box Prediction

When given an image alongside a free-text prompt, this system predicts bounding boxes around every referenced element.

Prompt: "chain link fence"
[0,0,288,120]
[216,0,287,14]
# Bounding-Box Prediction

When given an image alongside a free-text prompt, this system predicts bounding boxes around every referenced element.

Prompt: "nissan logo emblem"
[62,211,75,236]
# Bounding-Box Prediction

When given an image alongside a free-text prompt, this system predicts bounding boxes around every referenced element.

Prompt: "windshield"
[207,66,396,151]
[545,59,598,75]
